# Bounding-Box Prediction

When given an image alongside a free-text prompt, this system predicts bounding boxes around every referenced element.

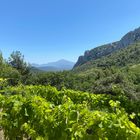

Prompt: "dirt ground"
[0,130,4,140]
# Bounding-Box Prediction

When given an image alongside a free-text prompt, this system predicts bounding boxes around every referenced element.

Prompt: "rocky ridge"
[74,27,140,68]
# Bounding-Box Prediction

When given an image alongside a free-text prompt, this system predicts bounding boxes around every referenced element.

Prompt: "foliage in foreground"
[0,85,140,140]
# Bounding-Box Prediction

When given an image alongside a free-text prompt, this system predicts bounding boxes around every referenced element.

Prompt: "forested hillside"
[73,41,140,72]
[74,27,140,68]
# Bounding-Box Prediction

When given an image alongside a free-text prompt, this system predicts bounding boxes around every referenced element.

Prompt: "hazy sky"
[0,0,140,64]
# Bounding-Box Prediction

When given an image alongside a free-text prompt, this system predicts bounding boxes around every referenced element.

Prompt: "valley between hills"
[1,27,140,139]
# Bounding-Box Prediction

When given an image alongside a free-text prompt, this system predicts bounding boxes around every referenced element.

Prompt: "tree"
[8,51,31,84]
[0,52,3,66]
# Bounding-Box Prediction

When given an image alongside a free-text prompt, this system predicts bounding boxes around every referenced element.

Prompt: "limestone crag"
[74,27,140,68]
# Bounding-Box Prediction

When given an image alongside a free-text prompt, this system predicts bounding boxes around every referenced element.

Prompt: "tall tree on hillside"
[0,52,4,66]
[8,51,31,83]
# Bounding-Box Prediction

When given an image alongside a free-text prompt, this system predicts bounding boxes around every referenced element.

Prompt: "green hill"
[73,41,140,73]
[74,27,140,69]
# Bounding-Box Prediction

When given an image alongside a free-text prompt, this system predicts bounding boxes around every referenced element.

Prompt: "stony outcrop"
[74,27,140,68]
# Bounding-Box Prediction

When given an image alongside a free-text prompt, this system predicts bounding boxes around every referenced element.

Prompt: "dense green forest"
[1,40,140,139]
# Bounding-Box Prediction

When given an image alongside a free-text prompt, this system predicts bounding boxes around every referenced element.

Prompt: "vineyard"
[0,84,140,140]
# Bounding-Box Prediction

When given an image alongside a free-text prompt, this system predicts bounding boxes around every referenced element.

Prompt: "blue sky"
[0,0,140,64]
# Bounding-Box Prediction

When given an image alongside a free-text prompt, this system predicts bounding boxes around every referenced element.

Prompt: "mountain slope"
[74,42,119,67]
[74,27,140,68]
[32,59,75,71]
[44,59,75,69]
[73,41,140,72]
[38,66,60,72]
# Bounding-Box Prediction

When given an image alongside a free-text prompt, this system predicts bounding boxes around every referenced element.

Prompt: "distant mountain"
[31,63,40,67]
[36,66,60,72]
[32,59,75,71]
[74,27,140,68]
